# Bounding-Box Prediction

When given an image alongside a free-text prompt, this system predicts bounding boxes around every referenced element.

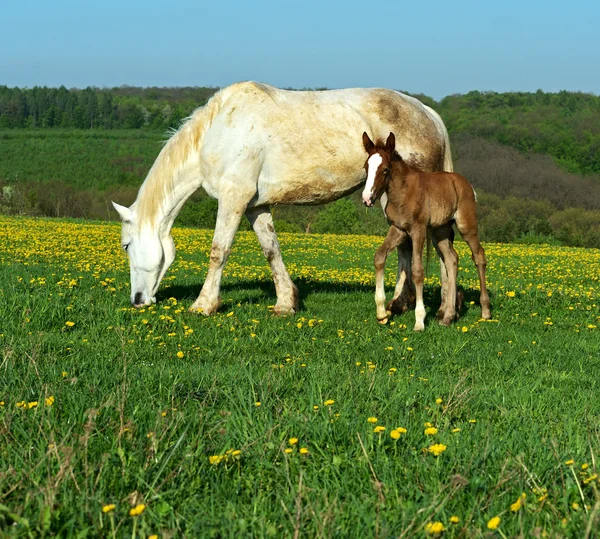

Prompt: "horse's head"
[362,132,396,207]
[112,201,176,308]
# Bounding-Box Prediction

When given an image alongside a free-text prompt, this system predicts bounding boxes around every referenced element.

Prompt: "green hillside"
[1,86,600,247]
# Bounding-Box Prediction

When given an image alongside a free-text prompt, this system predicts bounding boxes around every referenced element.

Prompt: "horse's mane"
[136,87,229,225]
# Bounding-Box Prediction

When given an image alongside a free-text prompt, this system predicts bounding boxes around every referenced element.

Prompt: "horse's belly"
[257,171,365,206]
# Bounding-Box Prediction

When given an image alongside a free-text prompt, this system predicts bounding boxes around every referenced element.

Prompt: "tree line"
[1,85,600,176]
[0,85,217,130]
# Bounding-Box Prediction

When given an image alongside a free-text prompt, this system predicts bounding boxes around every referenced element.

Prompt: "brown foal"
[362,132,491,331]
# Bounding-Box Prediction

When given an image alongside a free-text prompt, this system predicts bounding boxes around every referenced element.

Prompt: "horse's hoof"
[413,323,424,332]
[190,298,220,316]
[273,305,296,317]
[438,317,452,327]
[378,317,388,325]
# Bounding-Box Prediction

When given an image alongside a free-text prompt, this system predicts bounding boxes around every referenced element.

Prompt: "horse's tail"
[424,105,454,173]
[442,124,454,173]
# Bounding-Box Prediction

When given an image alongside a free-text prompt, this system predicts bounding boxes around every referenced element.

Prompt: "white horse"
[112,81,453,315]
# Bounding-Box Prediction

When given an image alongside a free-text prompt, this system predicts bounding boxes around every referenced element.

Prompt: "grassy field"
[1,215,599,537]
[0,130,163,190]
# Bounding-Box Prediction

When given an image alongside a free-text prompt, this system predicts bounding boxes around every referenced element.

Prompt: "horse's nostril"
[134,292,143,305]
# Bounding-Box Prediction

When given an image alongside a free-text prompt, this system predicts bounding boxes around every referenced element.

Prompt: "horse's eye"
[383,168,390,174]
[123,244,130,252]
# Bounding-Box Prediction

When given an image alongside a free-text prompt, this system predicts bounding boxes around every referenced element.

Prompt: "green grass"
[1,216,599,537]
[0,130,164,190]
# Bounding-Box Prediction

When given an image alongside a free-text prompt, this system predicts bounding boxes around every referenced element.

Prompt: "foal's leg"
[455,208,491,320]
[432,226,459,326]
[386,238,415,315]
[410,228,427,331]
[190,198,249,315]
[246,205,298,315]
[433,227,454,319]
[374,226,407,323]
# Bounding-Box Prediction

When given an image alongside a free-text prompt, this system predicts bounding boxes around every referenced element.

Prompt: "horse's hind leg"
[246,206,298,315]
[386,238,415,315]
[455,203,491,320]
[374,226,407,323]
[190,197,249,315]
[432,226,458,326]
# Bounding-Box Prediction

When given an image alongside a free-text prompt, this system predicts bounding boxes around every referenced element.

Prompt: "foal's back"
[409,168,477,229]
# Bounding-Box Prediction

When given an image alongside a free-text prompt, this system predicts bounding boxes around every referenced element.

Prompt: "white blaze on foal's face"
[362,153,383,206]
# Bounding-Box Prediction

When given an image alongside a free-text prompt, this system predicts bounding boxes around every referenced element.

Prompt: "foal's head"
[362,132,396,207]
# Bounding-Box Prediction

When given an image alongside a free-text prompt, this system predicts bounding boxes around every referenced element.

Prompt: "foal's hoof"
[378,317,388,325]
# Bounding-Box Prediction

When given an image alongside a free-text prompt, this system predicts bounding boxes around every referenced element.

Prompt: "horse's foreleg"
[374,226,406,323]
[190,200,246,315]
[411,230,427,331]
[246,206,298,316]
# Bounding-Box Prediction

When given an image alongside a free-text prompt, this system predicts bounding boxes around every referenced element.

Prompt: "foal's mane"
[136,87,229,225]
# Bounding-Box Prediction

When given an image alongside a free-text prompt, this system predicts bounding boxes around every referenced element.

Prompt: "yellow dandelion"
[324,399,335,406]
[461,326,468,332]
[449,515,459,524]
[367,416,378,423]
[176,351,184,358]
[374,426,386,433]
[424,521,445,534]
[424,427,438,436]
[284,448,293,454]
[435,398,443,404]
[129,504,146,517]
[288,437,298,445]
[102,504,116,513]
[65,321,75,327]
[428,443,447,456]
[506,291,515,298]
[299,447,309,455]
[45,395,55,406]
[487,516,500,530]
[565,459,575,466]
[255,401,261,407]
[510,493,526,512]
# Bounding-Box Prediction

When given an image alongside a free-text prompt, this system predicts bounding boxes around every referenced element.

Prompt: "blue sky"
[2,0,598,100]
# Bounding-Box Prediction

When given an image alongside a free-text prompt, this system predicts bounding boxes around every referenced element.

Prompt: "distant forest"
[1,85,599,248]
[1,84,599,175]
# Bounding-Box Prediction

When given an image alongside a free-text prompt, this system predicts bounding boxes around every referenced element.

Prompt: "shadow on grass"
[156,278,492,320]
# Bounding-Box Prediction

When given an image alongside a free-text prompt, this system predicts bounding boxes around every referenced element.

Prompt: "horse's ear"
[112,201,133,222]
[363,132,375,153]
[386,132,395,153]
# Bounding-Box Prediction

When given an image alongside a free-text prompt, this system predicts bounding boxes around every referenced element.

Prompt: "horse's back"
[200,82,447,205]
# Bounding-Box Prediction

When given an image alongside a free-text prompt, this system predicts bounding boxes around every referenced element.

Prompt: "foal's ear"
[386,132,396,153]
[362,132,375,153]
